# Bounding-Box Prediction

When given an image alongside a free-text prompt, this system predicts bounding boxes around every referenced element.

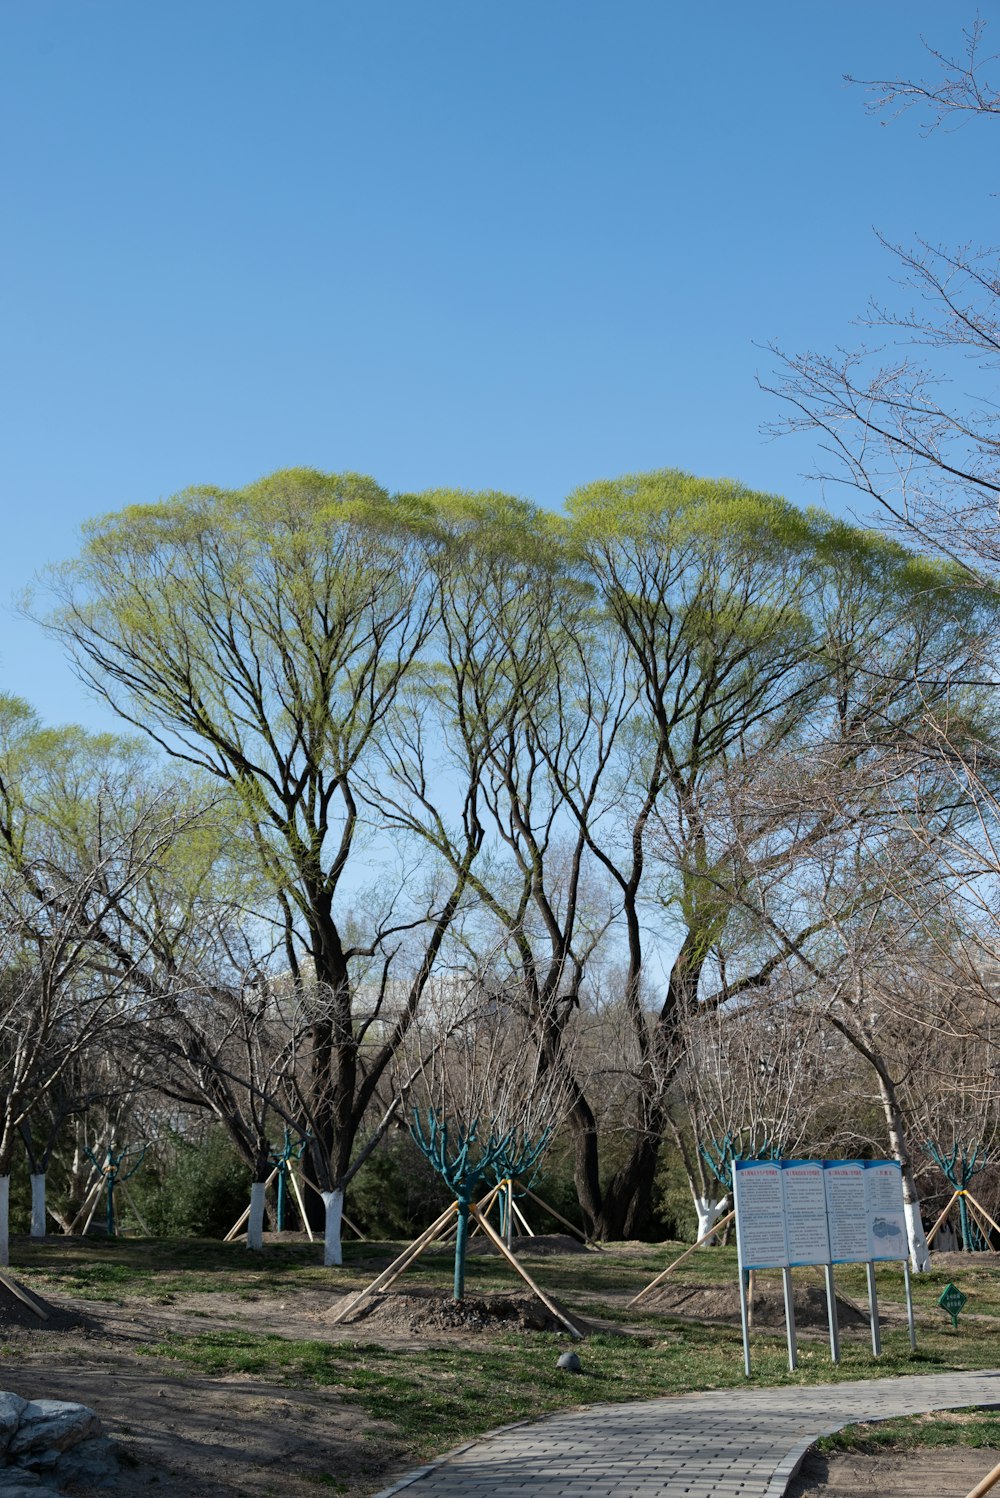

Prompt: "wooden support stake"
[520,1186,595,1248]
[470,1206,582,1340]
[118,1180,153,1238]
[287,1171,314,1242]
[628,1209,736,1307]
[463,1181,504,1241]
[0,1271,47,1320]
[511,1198,535,1236]
[224,1168,279,1243]
[925,1190,961,1249]
[964,1191,1000,1241]
[81,1181,103,1238]
[341,1213,366,1241]
[327,1201,459,1326]
[67,1178,103,1237]
[965,1457,1000,1498]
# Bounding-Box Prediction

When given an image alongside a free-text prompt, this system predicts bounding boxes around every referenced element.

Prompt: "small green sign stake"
[939,1282,967,1329]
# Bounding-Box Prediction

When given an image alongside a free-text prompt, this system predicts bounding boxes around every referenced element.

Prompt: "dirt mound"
[0,1277,87,1332]
[931,1249,1000,1270]
[329,1287,575,1334]
[644,1279,868,1330]
[468,1232,588,1257]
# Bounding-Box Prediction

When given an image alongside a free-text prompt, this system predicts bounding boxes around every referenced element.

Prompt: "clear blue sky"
[1,1,996,730]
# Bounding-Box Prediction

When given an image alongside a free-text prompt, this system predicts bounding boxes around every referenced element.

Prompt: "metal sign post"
[738,1268,752,1377]
[902,1260,917,1350]
[781,1266,798,1370]
[823,1262,841,1364]
[865,1261,881,1357]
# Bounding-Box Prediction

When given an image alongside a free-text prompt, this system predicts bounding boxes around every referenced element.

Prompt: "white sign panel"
[823,1160,870,1263]
[864,1160,908,1261]
[781,1160,831,1266]
[733,1160,788,1269]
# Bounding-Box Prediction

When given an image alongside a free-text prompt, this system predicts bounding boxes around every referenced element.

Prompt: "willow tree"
[48,470,483,1264]
[0,697,192,1262]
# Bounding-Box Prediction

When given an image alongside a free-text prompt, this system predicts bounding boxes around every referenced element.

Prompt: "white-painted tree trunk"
[904,1190,931,1273]
[321,1189,343,1267]
[0,1177,9,1267]
[246,1181,266,1252]
[29,1175,46,1239]
[876,1069,931,1272]
[694,1195,728,1244]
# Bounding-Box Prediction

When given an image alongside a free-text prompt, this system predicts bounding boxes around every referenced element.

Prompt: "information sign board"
[733,1160,787,1270]
[781,1160,831,1266]
[864,1160,908,1262]
[823,1160,870,1263]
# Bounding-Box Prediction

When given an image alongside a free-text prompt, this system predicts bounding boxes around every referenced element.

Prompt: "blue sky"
[1,1,996,730]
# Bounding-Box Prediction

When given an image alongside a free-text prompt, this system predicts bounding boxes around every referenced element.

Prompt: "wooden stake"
[470,1206,582,1340]
[520,1186,595,1247]
[628,1209,736,1306]
[81,1180,103,1238]
[511,1198,535,1236]
[964,1191,1000,1241]
[925,1190,960,1249]
[0,1271,47,1320]
[67,1177,103,1237]
[287,1171,315,1242]
[965,1457,1000,1498]
[341,1213,366,1240]
[327,1202,459,1326]
[462,1181,504,1241]
[118,1180,153,1237]
[961,1194,998,1248]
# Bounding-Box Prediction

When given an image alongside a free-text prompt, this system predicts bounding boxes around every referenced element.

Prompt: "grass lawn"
[10,1235,1000,1465]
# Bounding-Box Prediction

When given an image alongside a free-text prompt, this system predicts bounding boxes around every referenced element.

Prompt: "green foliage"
[127,1129,250,1239]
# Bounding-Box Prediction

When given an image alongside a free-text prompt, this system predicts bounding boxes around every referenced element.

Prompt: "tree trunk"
[29,1174,46,1239]
[0,1178,10,1267]
[694,1193,728,1243]
[321,1189,343,1268]
[246,1181,267,1252]
[875,1070,931,1272]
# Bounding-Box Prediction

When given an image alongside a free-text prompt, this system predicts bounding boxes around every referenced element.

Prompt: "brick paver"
[376,1370,1000,1498]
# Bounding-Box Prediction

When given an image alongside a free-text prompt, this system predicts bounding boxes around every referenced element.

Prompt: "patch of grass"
[817,1406,1000,1455]
[135,1322,986,1461]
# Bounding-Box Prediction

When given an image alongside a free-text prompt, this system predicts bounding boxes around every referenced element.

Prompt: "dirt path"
[788,1446,995,1495]
[0,1302,403,1496]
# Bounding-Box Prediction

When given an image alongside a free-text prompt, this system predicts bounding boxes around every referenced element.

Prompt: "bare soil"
[328,1286,578,1334]
[0,1291,402,1496]
[931,1250,1000,1271]
[787,1446,995,1495]
[643,1278,869,1331]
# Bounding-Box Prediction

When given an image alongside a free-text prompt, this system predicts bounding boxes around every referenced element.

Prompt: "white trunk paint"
[321,1189,343,1267]
[904,1193,931,1273]
[29,1175,45,1239]
[247,1181,266,1252]
[694,1195,728,1244]
[875,1069,931,1273]
[0,1177,9,1268]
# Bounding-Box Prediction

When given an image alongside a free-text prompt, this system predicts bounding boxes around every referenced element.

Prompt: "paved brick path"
[377,1370,1000,1498]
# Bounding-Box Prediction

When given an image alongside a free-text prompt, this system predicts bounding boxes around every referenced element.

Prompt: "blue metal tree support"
[490,1125,553,1238]
[926,1139,989,1250]
[269,1130,307,1232]
[701,1131,781,1194]
[85,1142,147,1237]
[410,1110,523,1300]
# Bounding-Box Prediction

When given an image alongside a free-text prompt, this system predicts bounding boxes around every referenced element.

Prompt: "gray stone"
[555,1351,581,1373]
[8,1401,100,1458]
[0,1470,52,1494]
[0,1397,26,1456]
[52,1435,118,1488]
